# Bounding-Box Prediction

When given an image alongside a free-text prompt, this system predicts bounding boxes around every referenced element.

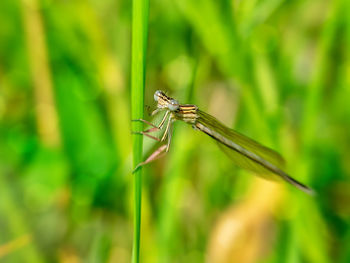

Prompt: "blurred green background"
[1,0,350,262]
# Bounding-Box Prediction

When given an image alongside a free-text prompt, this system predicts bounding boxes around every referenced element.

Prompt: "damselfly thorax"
[173,105,199,124]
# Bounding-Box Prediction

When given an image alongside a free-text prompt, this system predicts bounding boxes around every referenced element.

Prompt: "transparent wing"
[197,110,284,176]
[196,110,314,194]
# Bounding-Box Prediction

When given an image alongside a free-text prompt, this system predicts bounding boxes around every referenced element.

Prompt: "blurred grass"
[0,0,350,262]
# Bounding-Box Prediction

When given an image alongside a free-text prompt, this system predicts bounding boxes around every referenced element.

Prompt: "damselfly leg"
[132,110,175,172]
[132,111,170,141]
[132,144,168,172]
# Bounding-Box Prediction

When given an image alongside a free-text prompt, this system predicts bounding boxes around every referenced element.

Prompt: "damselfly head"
[154,90,179,111]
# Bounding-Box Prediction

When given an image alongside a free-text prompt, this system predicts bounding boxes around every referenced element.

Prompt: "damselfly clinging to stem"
[133,90,314,195]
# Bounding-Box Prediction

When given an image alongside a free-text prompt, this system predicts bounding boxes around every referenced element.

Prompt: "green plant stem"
[131,0,149,262]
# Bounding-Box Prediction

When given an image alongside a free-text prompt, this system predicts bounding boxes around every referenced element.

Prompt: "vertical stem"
[131,0,149,262]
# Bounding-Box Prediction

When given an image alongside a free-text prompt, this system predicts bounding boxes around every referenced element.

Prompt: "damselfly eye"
[154,90,162,102]
[168,99,179,111]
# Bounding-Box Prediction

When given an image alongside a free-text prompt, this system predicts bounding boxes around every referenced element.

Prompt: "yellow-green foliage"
[0,0,349,262]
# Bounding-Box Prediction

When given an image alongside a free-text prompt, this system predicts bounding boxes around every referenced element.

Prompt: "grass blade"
[131,0,149,262]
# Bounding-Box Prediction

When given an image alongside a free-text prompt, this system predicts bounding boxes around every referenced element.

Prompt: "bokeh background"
[1,0,350,262]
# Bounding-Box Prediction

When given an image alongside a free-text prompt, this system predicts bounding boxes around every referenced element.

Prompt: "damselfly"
[133,90,314,195]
